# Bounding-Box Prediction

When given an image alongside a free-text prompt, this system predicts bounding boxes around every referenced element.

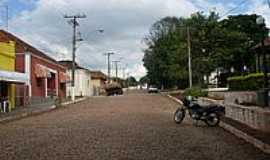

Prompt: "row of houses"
[0,30,106,112]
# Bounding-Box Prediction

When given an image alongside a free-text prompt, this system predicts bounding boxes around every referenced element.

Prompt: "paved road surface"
[0,92,269,160]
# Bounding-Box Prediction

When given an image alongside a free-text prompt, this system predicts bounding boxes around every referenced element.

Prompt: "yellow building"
[0,41,28,111]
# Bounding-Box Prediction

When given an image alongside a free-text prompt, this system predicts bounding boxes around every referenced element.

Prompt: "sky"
[1,0,270,80]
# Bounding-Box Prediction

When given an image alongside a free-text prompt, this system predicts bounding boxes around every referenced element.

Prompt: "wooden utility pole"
[112,60,120,80]
[104,52,114,83]
[64,14,86,101]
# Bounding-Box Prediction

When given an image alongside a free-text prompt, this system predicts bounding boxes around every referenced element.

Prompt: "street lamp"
[256,15,269,107]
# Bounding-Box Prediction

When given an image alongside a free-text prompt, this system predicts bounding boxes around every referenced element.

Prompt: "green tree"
[139,75,150,85]
[143,12,268,89]
[219,14,268,72]
[126,76,138,86]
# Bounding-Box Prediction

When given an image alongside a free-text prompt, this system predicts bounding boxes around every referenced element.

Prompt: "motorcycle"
[174,96,225,127]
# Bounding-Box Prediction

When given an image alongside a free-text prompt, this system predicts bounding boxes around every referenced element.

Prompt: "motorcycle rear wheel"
[205,112,220,127]
[174,108,185,124]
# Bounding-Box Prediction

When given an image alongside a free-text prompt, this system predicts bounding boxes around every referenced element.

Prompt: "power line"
[220,0,249,18]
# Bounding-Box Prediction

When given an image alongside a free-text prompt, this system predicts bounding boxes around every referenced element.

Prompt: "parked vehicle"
[174,96,225,127]
[148,85,158,93]
[105,83,123,96]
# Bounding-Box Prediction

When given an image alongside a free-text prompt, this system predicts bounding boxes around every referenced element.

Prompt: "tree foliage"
[126,76,138,86]
[143,12,267,89]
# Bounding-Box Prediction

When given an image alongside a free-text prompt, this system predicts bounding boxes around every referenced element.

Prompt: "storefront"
[0,70,28,111]
[0,30,67,101]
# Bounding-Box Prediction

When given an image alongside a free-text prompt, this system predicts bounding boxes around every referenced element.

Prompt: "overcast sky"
[1,0,270,80]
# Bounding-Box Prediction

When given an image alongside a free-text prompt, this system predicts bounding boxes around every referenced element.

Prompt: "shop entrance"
[0,82,8,101]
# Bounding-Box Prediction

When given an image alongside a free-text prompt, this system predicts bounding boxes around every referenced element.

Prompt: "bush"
[227,73,267,91]
[183,86,208,97]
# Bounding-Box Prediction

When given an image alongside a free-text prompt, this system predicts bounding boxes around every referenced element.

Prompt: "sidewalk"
[0,97,87,124]
[165,93,270,154]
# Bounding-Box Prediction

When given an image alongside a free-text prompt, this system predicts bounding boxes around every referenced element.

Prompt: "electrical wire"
[220,0,249,18]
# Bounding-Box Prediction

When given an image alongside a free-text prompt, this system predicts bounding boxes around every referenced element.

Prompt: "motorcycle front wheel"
[205,112,220,127]
[174,108,185,124]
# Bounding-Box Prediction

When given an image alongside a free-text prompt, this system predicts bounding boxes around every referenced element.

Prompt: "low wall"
[198,97,224,106]
[208,91,226,100]
[224,91,257,105]
[225,103,270,133]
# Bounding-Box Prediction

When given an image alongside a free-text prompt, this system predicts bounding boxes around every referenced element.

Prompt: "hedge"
[183,86,208,97]
[227,73,268,91]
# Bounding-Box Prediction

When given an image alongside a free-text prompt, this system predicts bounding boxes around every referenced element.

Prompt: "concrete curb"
[0,105,56,124]
[165,94,270,154]
[0,97,88,124]
[165,94,183,105]
[61,97,87,106]
[220,121,270,154]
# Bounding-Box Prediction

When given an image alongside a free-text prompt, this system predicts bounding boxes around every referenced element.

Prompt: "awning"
[59,71,70,83]
[0,70,28,83]
[35,64,49,78]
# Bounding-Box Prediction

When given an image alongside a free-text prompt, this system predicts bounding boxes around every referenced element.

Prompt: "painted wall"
[15,52,66,98]
[0,41,15,71]
[30,55,66,98]
[0,30,67,100]
[0,41,16,109]
[66,69,93,97]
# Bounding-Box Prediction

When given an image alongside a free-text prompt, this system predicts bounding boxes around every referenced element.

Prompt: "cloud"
[8,0,200,79]
[9,0,269,80]
[246,0,270,27]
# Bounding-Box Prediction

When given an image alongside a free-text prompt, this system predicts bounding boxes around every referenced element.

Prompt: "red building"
[0,30,68,102]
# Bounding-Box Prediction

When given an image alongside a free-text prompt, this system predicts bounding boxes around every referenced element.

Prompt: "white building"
[59,61,93,97]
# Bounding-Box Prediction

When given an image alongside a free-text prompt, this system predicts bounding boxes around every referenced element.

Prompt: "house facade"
[0,40,28,110]
[59,61,93,97]
[90,71,107,96]
[0,30,68,103]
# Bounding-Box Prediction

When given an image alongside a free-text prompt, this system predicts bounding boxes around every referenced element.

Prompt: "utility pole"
[122,64,127,79]
[104,52,114,83]
[112,60,120,81]
[187,26,192,88]
[64,14,86,101]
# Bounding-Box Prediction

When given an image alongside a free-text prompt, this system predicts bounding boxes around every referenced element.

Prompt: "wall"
[15,53,66,99]
[15,54,25,73]
[66,69,92,97]
[225,103,270,133]
[0,41,15,71]
[30,55,66,98]
[224,91,257,105]
[224,91,270,133]
[208,91,226,100]
[0,30,66,100]
[91,79,101,96]
[0,41,16,109]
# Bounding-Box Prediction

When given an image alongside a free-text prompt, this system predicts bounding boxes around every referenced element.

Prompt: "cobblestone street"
[0,92,269,160]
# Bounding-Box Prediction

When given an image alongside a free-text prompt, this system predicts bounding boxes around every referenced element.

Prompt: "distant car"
[148,86,159,93]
